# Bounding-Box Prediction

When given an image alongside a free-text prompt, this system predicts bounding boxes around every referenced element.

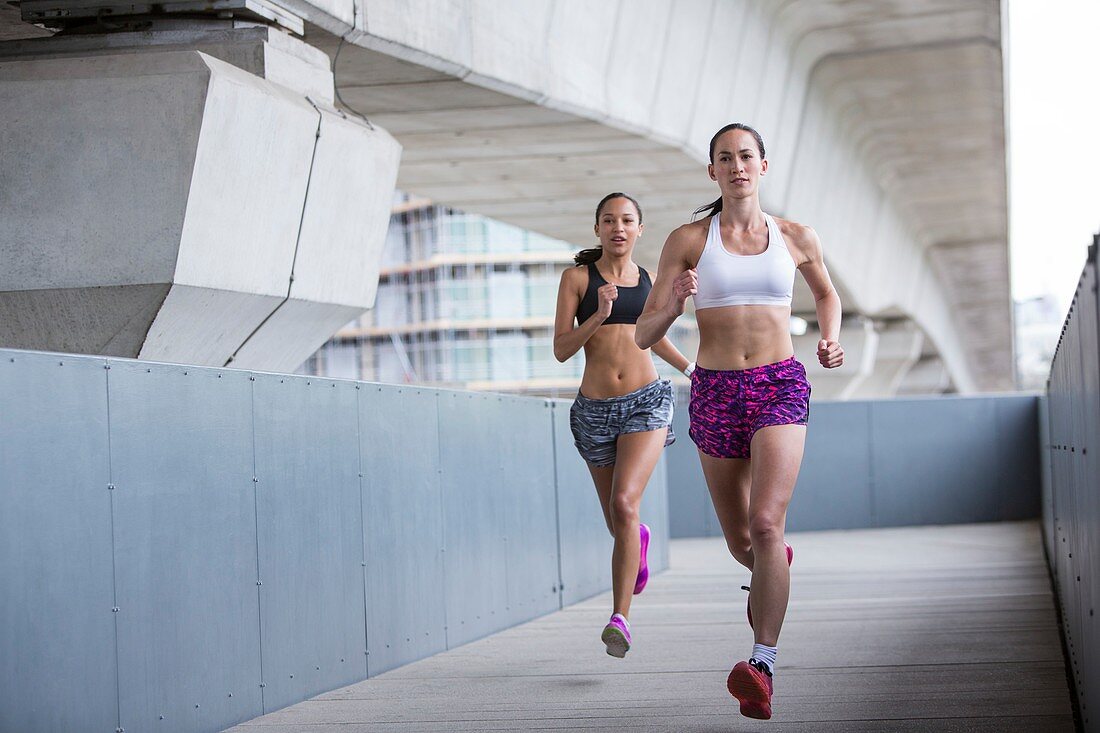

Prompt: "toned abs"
[581,324,659,399]
[695,305,794,371]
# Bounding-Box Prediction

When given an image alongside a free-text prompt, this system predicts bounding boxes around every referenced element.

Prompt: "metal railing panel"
[1078,257,1100,728]
[252,374,367,712]
[667,394,1041,538]
[494,396,562,628]
[872,397,1033,526]
[666,407,719,539]
[0,352,117,733]
[1046,242,1100,730]
[437,391,560,647]
[360,385,447,676]
[0,347,671,732]
[106,360,264,733]
[790,400,876,530]
[552,401,613,606]
[642,450,671,572]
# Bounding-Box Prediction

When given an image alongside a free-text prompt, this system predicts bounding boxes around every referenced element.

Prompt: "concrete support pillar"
[897,357,954,395]
[796,318,939,400]
[794,318,879,400]
[0,23,400,371]
[846,321,924,400]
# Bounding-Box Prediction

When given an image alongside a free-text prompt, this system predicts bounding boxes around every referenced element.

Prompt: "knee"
[727,535,753,566]
[748,512,784,547]
[609,492,640,531]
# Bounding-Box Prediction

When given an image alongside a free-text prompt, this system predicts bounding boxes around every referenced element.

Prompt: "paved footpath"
[227,521,1075,731]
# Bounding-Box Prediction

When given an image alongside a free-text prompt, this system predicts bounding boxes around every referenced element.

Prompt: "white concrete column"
[0,26,400,372]
[898,357,954,395]
[794,318,879,401]
[846,321,924,400]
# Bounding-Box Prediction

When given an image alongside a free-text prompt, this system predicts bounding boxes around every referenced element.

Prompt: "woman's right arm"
[554,268,610,362]
[635,227,697,349]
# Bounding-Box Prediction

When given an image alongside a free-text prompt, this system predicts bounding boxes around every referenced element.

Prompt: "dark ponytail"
[574,192,643,266]
[573,247,603,267]
[692,123,766,221]
[692,196,725,223]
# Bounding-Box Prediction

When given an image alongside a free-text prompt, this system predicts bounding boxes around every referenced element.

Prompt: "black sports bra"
[576,263,653,325]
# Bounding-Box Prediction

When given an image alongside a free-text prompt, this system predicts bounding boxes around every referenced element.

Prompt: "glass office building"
[302,195,697,397]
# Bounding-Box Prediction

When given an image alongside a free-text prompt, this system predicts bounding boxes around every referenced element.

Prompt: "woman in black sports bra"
[553,192,691,658]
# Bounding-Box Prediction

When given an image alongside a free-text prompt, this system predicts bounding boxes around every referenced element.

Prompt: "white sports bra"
[693,212,795,309]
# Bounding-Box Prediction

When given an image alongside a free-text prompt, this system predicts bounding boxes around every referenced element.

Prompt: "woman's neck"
[720,194,765,231]
[597,251,635,279]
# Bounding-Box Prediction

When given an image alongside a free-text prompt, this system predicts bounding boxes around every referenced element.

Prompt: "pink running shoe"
[634,523,650,595]
[727,659,774,719]
[746,542,793,629]
[601,614,631,658]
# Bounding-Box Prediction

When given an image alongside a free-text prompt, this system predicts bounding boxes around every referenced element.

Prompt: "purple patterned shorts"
[688,357,810,459]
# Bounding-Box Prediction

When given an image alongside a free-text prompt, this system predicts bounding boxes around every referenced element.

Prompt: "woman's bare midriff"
[695,305,795,370]
[580,324,660,399]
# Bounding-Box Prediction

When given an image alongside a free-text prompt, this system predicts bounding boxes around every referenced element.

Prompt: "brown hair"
[574,192,644,266]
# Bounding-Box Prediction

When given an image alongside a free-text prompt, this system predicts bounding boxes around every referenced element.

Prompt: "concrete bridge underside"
[0,0,1011,396]
[296,0,1011,396]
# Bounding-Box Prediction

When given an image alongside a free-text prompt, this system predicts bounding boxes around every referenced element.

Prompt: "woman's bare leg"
[603,428,667,618]
[698,452,754,569]
[745,424,805,646]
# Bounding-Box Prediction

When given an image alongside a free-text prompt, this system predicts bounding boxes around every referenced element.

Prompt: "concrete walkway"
[227,522,1075,731]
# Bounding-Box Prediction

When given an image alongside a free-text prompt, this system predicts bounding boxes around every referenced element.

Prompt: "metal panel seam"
[356,384,371,677]
[105,360,123,733]
[435,391,450,650]
[249,373,267,712]
[549,403,565,610]
[867,400,877,525]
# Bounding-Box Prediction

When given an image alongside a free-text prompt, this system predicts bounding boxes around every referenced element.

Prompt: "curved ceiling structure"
[294,0,1010,393]
[1,0,1011,393]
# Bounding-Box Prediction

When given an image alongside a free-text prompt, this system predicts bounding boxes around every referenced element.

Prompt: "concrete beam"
[0,28,399,371]
[278,0,1010,394]
[795,318,879,401]
[0,1,1012,391]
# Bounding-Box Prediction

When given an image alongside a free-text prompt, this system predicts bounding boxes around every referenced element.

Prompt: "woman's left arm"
[792,225,844,369]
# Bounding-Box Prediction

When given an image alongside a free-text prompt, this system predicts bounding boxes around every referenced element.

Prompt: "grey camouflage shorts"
[569,379,675,467]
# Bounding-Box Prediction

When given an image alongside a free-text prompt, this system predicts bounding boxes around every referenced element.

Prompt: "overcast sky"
[1008,0,1100,313]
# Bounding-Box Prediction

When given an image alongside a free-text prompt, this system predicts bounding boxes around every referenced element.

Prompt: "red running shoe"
[746,542,793,629]
[727,659,774,719]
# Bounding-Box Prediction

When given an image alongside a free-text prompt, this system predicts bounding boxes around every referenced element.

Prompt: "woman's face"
[708,129,767,198]
[594,197,643,255]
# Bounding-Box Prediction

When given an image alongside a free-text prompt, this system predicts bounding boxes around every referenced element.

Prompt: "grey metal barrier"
[0,348,669,733]
[666,393,1041,537]
[1044,239,1099,732]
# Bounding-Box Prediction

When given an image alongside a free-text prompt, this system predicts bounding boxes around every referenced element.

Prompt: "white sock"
[611,613,629,628]
[751,643,777,674]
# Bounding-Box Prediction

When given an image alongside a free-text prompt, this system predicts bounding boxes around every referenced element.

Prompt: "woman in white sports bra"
[636,123,844,721]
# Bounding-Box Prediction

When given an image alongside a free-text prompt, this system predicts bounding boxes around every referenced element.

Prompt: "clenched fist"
[817,339,844,369]
[669,268,698,315]
[597,283,618,320]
